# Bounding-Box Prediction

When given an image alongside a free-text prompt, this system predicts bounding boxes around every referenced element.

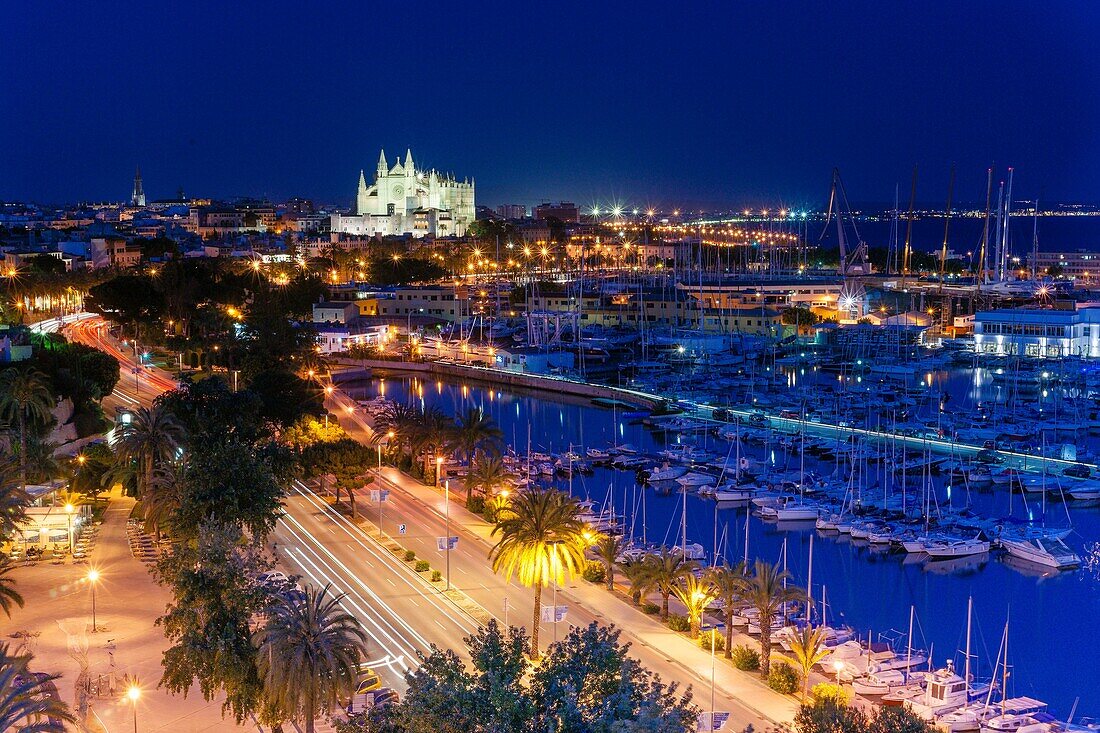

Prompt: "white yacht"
[906,663,971,720]
[999,535,1081,569]
[924,537,991,560]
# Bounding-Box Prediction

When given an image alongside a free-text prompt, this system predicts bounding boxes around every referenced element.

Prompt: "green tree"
[786,625,831,699]
[489,488,589,659]
[704,562,745,659]
[157,521,270,722]
[530,623,697,733]
[867,705,937,733]
[671,574,716,639]
[0,366,55,491]
[114,404,186,498]
[69,443,115,501]
[794,697,868,733]
[248,369,324,429]
[85,274,165,338]
[463,455,513,505]
[738,559,806,677]
[594,533,624,592]
[257,584,369,733]
[409,407,454,483]
[639,549,699,621]
[0,644,75,732]
[300,439,374,518]
[452,407,504,466]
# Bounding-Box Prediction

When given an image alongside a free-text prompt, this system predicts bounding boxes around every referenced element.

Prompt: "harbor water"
[346,371,1100,718]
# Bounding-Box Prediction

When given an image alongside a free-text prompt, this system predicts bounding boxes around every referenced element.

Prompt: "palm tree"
[0,644,75,732]
[144,462,188,538]
[256,583,368,733]
[373,403,421,465]
[0,366,54,491]
[640,548,699,621]
[0,483,30,544]
[489,487,589,659]
[618,557,652,606]
[786,625,831,699]
[738,559,806,677]
[705,562,746,659]
[409,407,454,483]
[0,559,24,618]
[452,407,504,465]
[593,533,623,592]
[115,404,186,498]
[464,455,513,505]
[672,573,717,638]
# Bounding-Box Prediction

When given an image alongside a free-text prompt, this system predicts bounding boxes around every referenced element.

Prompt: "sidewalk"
[6,486,254,732]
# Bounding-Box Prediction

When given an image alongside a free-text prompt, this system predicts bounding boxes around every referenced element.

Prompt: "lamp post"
[65,503,74,554]
[87,569,100,632]
[324,385,334,427]
[833,659,845,685]
[126,683,140,733]
[441,465,451,592]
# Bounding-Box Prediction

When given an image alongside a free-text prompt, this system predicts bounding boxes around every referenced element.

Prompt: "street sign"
[540,605,568,623]
[369,489,390,503]
[398,524,407,535]
[436,536,458,551]
[697,712,730,731]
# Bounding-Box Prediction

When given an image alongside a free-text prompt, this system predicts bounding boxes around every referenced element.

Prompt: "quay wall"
[331,358,665,409]
[330,358,1090,471]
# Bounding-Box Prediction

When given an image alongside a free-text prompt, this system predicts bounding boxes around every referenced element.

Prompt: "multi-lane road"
[65,316,782,728]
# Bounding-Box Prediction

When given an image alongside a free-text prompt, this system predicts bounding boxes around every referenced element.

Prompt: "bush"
[699,629,726,652]
[430,570,442,582]
[731,645,760,671]
[810,682,852,706]
[667,614,691,633]
[768,662,800,694]
[582,561,606,583]
[415,560,430,572]
[466,495,486,515]
[641,602,661,615]
[404,550,416,562]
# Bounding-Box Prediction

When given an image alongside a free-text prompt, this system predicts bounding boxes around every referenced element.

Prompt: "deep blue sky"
[3,1,1098,209]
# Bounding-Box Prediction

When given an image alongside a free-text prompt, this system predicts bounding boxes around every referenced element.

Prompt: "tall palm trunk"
[723,608,734,659]
[17,409,26,492]
[605,565,614,592]
[760,619,773,677]
[661,589,670,620]
[305,687,315,733]
[531,581,543,660]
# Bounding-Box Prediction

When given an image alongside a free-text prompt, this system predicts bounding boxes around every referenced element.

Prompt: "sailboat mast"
[906,605,914,679]
[978,167,994,287]
[1031,195,1040,281]
[994,182,1005,281]
[806,532,814,623]
[964,596,973,688]
[938,165,956,294]
[1001,168,1015,279]
[900,166,918,287]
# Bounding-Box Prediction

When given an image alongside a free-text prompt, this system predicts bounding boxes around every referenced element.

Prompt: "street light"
[833,659,845,685]
[87,569,100,632]
[126,682,141,733]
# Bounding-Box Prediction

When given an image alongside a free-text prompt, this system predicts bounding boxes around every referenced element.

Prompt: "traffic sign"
[436,536,458,551]
[398,524,407,535]
[697,712,730,731]
[540,605,568,623]
[370,489,390,503]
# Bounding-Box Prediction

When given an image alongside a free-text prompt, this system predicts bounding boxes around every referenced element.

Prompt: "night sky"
[3,1,1098,209]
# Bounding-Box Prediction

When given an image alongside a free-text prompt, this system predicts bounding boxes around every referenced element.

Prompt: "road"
[67,316,786,728]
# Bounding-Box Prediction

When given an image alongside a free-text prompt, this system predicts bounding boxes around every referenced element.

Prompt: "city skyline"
[2,3,1099,207]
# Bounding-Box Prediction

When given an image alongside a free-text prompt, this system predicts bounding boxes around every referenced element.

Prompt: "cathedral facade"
[330,149,475,238]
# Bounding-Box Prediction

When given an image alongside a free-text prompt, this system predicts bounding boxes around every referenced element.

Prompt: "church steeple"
[376,149,388,176]
[404,148,414,174]
[356,170,368,215]
[131,165,146,207]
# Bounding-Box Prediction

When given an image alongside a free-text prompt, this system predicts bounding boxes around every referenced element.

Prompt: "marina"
[345,370,1100,718]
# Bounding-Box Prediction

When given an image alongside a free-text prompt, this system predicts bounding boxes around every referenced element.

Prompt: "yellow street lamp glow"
[127,685,140,702]
[77,454,86,465]
[87,569,99,583]
[65,503,74,514]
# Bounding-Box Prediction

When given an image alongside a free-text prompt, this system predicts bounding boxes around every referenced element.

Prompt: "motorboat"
[924,537,990,560]
[940,699,1047,733]
[647,464,688,482]
[905,663,970,720]
[999,536,1081,569]
[676,472,713,488]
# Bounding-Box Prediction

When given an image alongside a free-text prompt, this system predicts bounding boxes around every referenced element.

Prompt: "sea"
[344,373,1100,718]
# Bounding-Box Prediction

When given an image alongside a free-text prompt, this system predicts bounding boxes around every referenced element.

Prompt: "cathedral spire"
[377,149,388,174]
[358,169,367,192]
[131,165,146,207]
[404,148,414,173]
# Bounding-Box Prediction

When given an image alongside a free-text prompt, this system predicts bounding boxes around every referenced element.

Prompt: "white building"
[330,149,474,238]
[973,306,1100,358]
